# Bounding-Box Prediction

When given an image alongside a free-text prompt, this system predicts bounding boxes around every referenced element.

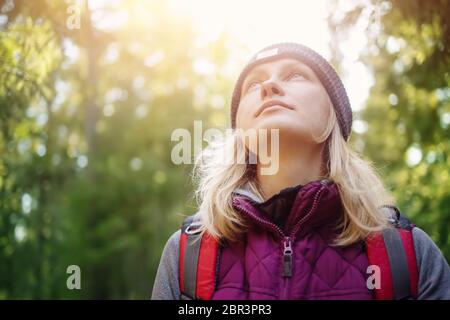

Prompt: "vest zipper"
[283,237,293,277]
[232,180,328,298]
[232,202,285,239]
[280,184,325,299]
[288,184,326,237]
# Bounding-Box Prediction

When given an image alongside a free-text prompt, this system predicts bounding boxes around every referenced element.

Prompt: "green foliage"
[0,16,63,299]
[0,1,233,298]
[1,0,448,299]
[330,0,450,261]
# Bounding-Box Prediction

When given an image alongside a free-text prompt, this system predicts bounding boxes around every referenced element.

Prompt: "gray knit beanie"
[230,42,353,141]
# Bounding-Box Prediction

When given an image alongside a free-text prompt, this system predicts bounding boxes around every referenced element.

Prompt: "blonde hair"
[192,106,394,246]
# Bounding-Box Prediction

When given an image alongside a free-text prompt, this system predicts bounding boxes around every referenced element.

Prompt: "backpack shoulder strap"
[366,206,419,300]
[179,213,220,300]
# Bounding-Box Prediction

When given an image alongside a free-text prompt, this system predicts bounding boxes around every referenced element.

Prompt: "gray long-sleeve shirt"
[151,226,450,300]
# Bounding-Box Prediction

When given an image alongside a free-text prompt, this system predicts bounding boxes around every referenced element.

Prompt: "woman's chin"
[253,114,304,133]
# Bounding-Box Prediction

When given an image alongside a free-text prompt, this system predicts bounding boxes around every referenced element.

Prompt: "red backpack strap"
[179,214,220,300]
[366,207,419,300]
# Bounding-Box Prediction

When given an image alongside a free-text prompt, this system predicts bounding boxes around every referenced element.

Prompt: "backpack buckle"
[185,221,202,235]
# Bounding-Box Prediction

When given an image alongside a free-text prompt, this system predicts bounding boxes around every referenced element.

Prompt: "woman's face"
[236,58,332,143]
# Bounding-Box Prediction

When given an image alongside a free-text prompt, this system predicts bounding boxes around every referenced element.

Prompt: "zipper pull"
[283,238,293,277]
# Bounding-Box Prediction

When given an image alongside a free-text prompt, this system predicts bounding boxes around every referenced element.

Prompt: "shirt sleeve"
[151,229,181,300]
[412,227,450,300]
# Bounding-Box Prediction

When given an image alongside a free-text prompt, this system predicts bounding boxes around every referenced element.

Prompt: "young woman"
[152,42,450,300]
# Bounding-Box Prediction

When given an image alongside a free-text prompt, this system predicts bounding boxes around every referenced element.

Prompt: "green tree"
[1,0,236,298]
[329,0,450,261]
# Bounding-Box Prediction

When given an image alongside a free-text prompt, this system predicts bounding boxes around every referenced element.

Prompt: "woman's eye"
[287,72,305,80]
[247,81,260,91]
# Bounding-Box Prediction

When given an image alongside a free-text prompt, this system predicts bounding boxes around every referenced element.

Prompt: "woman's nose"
[260,80,284,99]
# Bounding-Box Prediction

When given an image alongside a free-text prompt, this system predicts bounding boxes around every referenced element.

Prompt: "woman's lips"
[260,104,286,115]
[254,100,294,117]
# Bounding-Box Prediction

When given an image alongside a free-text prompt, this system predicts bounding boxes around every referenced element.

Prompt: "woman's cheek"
[236,109,252,131]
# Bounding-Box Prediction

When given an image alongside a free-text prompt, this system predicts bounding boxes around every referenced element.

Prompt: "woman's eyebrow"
[281,62,312,75]
[245,68,266,80]
[242,69,266,88]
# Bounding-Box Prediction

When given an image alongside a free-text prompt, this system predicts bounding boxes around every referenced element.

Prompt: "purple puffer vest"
[211,179,374,300]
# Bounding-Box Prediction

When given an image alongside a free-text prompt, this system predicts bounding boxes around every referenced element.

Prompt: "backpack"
[178,205,419,300]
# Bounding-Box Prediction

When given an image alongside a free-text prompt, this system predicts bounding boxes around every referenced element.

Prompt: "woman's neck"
[256,142,325,200]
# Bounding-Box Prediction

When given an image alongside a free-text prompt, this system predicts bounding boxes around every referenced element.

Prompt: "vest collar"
[232,179,343,239]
